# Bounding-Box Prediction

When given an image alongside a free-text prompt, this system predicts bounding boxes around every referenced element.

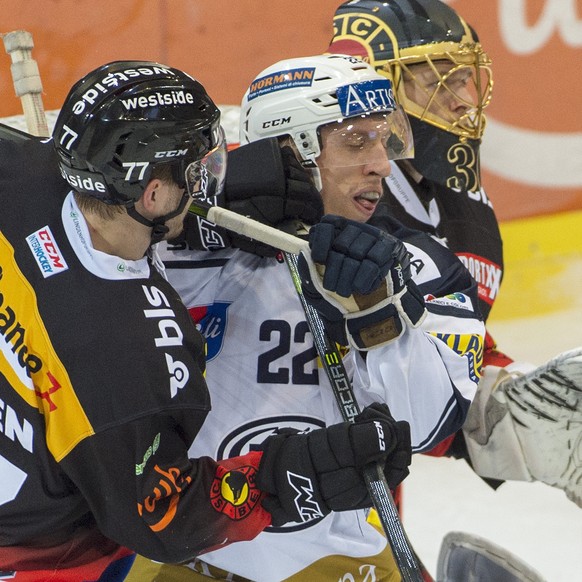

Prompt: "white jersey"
[157,232,483,581]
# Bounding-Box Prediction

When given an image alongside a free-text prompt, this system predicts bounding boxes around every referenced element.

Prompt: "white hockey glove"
[463,348,582,507]
[297,215,427,350]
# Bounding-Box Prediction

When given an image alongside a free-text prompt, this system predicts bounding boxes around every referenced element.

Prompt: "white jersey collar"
[61,192,151,280]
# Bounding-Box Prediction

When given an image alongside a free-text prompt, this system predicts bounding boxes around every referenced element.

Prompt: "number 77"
[122,161,149,181]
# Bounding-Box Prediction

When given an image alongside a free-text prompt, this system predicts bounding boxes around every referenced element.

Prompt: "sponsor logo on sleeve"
[142,284,190,398]
[26,226,68,278]
[138,464,192,532]
[210,464,262,520]
[456,253,502,306]
[136,433,161,476]
[404,242,441,285]
[432,332,484,384]
[425,292,474,312]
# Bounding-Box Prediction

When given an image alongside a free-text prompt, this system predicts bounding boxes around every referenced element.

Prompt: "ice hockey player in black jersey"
[0,60,415,581]
[329,0,582,507]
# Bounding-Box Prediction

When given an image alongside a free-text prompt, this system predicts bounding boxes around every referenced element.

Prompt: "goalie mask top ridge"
[329,0,493,191]
[53,60,225,206]
[239,54,414,178]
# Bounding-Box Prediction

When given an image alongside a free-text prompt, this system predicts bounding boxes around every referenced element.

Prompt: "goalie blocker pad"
[436,531,546,582]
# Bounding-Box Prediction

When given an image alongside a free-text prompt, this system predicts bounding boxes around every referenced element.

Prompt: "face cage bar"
[386,47,493,140]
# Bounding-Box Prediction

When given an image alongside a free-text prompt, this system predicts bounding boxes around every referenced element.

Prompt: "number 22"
[257,320,318,385]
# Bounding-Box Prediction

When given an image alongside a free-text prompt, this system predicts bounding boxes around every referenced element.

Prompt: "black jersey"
[0,138,270,570]
[371,162,504,321]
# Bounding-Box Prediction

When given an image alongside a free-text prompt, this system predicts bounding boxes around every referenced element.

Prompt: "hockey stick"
[1,30,50,137]
[188,204,310,254]
[188,202,424,581]
[283,251,424,582]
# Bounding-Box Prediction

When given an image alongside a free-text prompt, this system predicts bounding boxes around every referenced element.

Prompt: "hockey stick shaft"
[188,203,309,255]
[284,251,424,582]
[1,30,50,137]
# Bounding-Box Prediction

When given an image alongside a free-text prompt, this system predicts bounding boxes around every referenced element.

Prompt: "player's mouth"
[354,190,381,215]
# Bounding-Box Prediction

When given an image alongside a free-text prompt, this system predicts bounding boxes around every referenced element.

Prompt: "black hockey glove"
[223,139,323,257]
[256,402,411,527]
[179,211,231,251]
[297,215,427,350]
[355,402,412,490]
[177,139,322,254]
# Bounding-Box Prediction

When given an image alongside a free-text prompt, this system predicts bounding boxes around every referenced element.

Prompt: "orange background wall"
[1,0,581,221]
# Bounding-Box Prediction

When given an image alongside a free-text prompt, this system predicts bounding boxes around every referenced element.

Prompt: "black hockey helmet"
[53,60,225,205]
[329,0,493,191]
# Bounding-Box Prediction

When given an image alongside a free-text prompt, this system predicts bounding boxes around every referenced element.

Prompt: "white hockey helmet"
[239,54,413,170]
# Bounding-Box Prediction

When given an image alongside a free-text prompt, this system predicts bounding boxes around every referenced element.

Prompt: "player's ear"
[140,178,163,213]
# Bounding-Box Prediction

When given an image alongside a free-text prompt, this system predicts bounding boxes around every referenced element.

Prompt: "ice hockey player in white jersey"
[127,54,485,581]
[329,0,582,509]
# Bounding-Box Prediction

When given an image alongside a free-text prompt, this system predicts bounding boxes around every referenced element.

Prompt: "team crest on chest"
[188,302,231,361]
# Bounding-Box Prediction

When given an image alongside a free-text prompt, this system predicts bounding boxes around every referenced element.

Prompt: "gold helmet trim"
[331,11,493,140]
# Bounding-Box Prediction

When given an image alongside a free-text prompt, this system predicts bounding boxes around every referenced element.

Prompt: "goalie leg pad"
[437,531,546,582]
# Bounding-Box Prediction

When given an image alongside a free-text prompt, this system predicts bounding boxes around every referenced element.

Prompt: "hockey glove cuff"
[355,403,412,490]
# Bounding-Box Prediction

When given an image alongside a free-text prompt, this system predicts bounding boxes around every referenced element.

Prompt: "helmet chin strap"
[308,166,323,192]
[298,156,323,192]
[126,192,191,245]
